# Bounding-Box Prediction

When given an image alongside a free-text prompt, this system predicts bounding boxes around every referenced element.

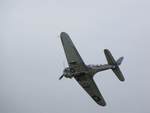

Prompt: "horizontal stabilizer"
[117,57,124,65]
[104,49,125,81]
[112,66,125,81]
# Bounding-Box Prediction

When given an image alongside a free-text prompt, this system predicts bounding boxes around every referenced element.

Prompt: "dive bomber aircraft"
[59,32,125,106]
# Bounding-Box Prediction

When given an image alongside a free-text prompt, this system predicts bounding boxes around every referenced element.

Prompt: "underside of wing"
[60,32,87,71]
[74,75,106,106]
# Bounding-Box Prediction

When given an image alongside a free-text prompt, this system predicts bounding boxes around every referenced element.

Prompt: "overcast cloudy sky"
[1,0,150,113]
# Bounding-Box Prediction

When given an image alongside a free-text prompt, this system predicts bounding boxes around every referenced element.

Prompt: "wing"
[74,75,106,106]
[60,32,87,71]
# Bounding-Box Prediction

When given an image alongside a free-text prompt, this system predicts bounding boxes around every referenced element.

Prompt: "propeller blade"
[59,75,64,80]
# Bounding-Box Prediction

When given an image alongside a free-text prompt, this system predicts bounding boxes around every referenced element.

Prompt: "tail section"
[116,57,124,66]
[104,49,125,81]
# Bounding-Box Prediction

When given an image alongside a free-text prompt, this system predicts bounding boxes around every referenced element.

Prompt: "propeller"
[59,74,64,80]
[59,61,66,80]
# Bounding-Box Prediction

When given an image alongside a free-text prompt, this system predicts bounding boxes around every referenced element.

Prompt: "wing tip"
[98,100,107,106]
[120,77,125,81]
[60,32,69,38]
[104,48,109,52]
[92,95,107,106]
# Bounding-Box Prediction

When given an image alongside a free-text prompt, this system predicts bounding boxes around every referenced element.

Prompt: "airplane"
[59,32,125,106]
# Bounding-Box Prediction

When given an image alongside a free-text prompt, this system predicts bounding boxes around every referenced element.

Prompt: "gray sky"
[1,0,150,113]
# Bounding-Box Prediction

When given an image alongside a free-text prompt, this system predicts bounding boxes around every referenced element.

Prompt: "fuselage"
[63,64,115,79]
